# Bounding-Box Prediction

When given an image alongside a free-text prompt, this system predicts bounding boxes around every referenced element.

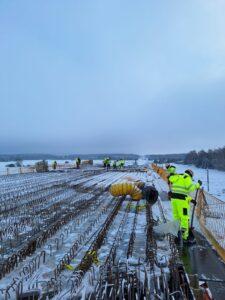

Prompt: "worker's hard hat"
[185,169,194,177]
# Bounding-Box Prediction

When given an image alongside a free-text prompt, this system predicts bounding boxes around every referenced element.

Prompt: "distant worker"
[166,164,176,175]
[122,159,125,168]
[103,158,106,168]
[103,157,111,170]
[118,159,125,168]
[113,160,117,169]
[103,157,108,168]
[76,157,81,169]
[52,160,57,170]
[168,169,202,243]
[106,157,111,171]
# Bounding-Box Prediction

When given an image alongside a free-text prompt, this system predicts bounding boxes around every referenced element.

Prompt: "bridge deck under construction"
[0,167,224,299]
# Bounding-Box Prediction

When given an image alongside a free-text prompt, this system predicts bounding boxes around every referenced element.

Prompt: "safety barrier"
[151,163,168,181]
[152,163,225,263]
[195,191,225,261]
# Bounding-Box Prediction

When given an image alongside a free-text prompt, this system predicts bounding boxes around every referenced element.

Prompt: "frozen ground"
[0,167,180,300]
[0,165,223,299]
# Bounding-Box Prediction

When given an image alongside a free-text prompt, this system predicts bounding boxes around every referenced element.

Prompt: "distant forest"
[2,149,225,171]
[184,147,225,171]
[147,153,186,164]
[0,153,139,162]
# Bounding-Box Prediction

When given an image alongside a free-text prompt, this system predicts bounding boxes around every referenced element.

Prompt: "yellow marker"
[87,250,100,265]
[64,264,74,271]
[138,204,146,212]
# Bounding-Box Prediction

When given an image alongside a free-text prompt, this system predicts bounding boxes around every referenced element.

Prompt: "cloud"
[0,0,225,154]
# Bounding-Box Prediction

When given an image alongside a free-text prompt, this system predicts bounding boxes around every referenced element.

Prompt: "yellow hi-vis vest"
[169,173,200,197]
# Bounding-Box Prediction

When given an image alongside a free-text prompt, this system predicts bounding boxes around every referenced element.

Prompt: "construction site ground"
[0,166,225,299]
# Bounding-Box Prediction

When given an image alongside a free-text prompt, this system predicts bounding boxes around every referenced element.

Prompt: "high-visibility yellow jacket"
[168,173,200,197]
[167,166,176,175]
[103,158,110,165]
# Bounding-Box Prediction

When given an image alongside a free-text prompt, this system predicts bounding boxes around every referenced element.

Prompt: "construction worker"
[166,164,176,175]
[106,157,111,171]
[103,157,108,168]
[118,159,125,168]
[113,160,117,169]
[76,157,81,169]
[168,169,202,243]
[103,157,110,170]
[52,160,57,170]
[121,159,125,168]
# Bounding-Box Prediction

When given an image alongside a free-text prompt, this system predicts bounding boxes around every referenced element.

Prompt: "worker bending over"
[168,169,202,243]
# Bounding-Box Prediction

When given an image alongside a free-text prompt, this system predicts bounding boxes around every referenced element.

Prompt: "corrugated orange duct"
[110,182,142,200]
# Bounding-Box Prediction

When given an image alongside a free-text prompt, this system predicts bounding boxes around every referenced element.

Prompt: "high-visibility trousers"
[171,198,190,240]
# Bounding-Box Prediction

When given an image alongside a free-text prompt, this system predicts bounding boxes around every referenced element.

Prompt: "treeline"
[184,147,225,170]
[146,153,186,164]
[0,153,139,162]
[0,153,57,162]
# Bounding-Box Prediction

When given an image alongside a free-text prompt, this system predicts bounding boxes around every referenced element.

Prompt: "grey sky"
[1,0,225,154]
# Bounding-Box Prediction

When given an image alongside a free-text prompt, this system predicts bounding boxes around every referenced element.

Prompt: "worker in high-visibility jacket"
[103,157,111,170]
[118,159,125,168]
[103,157,109,168]
[112,160,117,169]
[52,160,57,170]
[168,169,202,241]
[106,157,111,170]
[166,164,176,175]
[76,157,81,169]
[122,159,125,167]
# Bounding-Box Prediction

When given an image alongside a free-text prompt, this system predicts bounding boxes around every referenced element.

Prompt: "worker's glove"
[191,199,197,206]
[198,180,202,186]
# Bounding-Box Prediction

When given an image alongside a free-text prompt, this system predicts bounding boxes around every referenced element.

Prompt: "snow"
[0,160,75,175]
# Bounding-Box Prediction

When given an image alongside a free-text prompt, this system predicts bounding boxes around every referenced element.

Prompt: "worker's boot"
[183,234,196,246]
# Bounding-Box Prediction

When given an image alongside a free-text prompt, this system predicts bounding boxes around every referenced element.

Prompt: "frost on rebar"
[0,169,194,299]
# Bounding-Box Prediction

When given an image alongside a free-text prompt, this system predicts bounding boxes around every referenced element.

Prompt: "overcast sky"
[1,0,225,155]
